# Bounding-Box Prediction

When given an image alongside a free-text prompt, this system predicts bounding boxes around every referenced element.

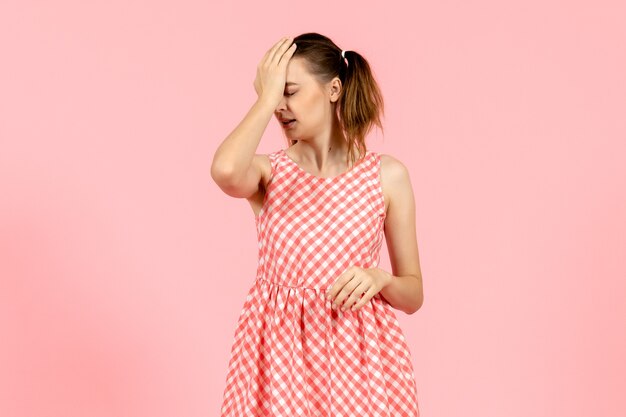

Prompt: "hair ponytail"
[338,49,385,166]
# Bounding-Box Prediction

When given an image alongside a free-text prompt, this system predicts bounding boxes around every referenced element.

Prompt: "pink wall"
[1,1,624,416]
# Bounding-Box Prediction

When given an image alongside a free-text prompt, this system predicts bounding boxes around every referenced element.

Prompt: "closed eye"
[285,92,296,96]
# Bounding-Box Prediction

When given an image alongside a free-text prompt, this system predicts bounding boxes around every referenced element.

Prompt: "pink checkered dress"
[219,148,420,417]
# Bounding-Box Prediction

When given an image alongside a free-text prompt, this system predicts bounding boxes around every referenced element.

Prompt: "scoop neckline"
[280,148,371,181]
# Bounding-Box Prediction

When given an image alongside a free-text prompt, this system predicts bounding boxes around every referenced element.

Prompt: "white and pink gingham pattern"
[219,148,420,417]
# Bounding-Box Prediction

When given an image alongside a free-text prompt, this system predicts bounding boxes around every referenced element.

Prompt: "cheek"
[290,92,324,125]
[308,102,327,124]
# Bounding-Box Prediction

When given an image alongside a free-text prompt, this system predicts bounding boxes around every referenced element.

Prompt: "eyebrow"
[285,82,299,86]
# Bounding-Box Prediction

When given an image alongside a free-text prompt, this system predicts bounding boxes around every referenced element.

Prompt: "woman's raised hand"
[253,37,297,108]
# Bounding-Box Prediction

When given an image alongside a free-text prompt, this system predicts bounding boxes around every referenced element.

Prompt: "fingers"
[270,37,295,67]
[259,37,286,67]
[348,286,377,311]
[264,36,293,67]
[330,275,365,309]
[325,268,354,302]
[336,281,371,311]
[278,43,297,66]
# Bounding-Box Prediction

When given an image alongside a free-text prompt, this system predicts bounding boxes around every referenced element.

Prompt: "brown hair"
[287,33,385,168]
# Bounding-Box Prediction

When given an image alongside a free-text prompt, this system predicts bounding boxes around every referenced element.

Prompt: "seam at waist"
[255,276,329,291]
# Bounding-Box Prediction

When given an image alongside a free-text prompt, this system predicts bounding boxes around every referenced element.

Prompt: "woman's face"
[275,57,340,140]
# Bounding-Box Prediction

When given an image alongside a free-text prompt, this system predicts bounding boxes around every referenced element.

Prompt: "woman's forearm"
[211,97,276,184]
[371,267,423,314]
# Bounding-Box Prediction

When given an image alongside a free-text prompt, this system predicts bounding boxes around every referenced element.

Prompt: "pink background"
[1,1,625,416]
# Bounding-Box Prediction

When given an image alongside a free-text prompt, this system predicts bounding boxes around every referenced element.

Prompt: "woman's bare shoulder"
[379,153,410,176]
[379,154,413,212]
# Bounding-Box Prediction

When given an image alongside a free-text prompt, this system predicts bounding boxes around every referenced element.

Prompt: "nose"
[275,96,287,113]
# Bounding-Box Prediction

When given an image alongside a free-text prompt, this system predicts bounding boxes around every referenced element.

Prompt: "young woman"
[212,32,423,417]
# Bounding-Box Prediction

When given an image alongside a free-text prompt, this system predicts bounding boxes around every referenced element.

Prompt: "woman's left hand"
[325,266,392,312]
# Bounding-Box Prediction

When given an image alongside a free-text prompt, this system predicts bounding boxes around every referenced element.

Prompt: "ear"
[329,77,342,103]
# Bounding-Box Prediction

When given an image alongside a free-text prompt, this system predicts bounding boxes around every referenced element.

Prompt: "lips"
[281,118,296,128]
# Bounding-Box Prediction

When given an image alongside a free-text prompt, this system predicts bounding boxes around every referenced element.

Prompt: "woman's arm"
[210,98,275,198]
[211,37,297,198]
[377,154,424,314]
